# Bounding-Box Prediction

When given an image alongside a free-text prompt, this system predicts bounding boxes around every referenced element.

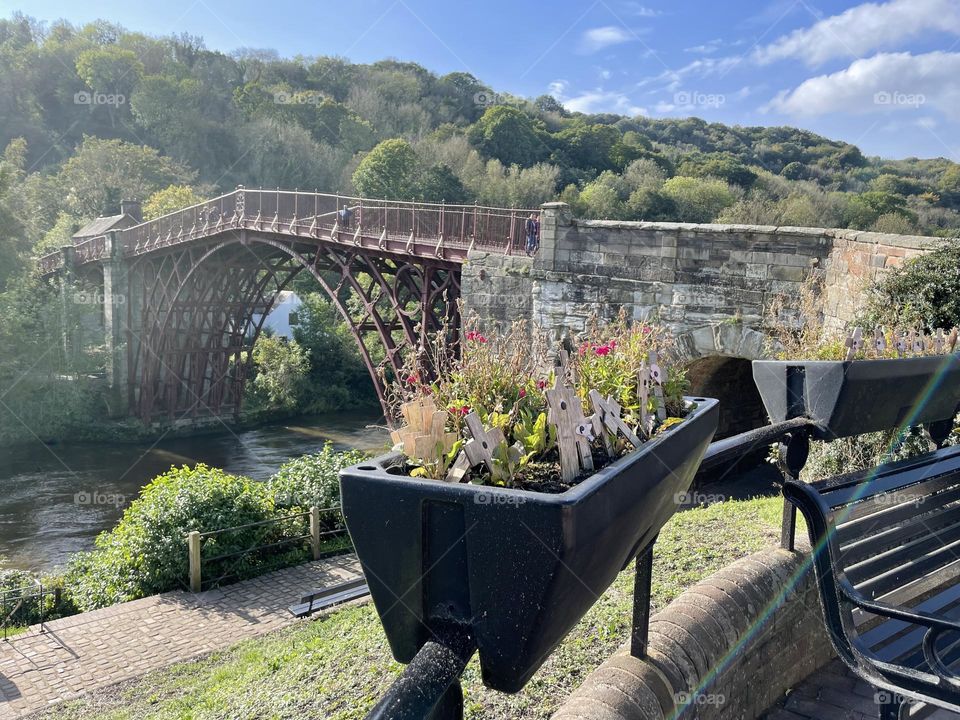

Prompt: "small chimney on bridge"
[121,199,142,223]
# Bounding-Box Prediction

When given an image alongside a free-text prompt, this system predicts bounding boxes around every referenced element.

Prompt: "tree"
[251,335,310,411]
[352,138,419,199]
[468,106,544,168]
[58,137,195,218]
[143,184,201,220]
[845,191,916,230]
[661,176,738,223]
[415,164,469,203]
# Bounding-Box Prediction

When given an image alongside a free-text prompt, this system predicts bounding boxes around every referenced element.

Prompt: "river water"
[0,412,390,573]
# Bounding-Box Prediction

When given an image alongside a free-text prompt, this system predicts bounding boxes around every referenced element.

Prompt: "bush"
[65,465,277,610]
[269,443,368,529]
[862,242,960,331]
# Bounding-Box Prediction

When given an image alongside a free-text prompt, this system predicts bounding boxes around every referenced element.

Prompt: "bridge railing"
[37,188,538,273]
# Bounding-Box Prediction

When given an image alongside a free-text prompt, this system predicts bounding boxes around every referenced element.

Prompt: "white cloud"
[767,51,960,116]
[579,26,635,54]
[754,0,960,67]
[623,3,661,17]
[685,39,723,55]
[549,80,646,116]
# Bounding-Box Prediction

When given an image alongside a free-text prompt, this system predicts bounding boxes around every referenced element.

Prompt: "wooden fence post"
[310,506,321,560]
[188,531,201,592]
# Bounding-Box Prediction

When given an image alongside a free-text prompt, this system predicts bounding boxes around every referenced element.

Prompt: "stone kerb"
[552,548,835,720]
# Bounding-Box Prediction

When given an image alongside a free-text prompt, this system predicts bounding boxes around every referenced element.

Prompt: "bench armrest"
[838,578,960,683]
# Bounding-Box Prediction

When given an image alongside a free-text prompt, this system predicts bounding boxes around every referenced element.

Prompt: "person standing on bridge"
[525,213,540,256]
[338,203,353,229]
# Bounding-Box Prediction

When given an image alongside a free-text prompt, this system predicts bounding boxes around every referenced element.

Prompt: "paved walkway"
[0,555,362,718]
[762,658,960,719]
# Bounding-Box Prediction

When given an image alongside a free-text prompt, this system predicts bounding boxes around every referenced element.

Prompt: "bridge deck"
[39,188,537,273]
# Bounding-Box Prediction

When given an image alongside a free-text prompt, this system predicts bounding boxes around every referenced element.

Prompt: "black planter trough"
[340,397,718,695]
[752,355,960,441]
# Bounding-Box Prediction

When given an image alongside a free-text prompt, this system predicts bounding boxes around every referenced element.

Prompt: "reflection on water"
[0,411,389,572]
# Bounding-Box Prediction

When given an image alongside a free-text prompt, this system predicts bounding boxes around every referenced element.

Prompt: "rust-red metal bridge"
[40,187,536,423]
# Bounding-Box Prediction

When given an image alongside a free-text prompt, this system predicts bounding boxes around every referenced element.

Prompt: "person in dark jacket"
[525,213,540,255]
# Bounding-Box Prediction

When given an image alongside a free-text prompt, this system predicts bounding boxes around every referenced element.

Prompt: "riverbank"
[0,411,389,572]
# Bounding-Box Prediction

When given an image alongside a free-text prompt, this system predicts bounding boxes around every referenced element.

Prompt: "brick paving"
[0,554,362,718]
[762,658,960,720]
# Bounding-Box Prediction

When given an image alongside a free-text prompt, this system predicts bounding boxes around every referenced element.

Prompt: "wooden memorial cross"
[391,398,459,467]
[589,389,641,456]
[895,330,908,358]
[647,351,667,422]
[874,328,887,357]
[950,328,959,353]
[462,412,510,483]
[934,328,946,355]
[844,327,863,361]
[546,377,594,483]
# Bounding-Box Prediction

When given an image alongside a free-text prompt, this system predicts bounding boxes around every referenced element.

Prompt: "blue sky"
[4,0,959,160]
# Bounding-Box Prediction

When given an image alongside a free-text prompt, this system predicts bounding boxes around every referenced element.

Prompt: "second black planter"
[752,354,960,440]
[340,397,718,693]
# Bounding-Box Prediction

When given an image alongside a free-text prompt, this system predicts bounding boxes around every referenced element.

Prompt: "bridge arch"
[674,323,773,440]
[128,230,461,424]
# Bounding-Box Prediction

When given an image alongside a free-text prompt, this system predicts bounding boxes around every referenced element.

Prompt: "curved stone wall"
[552,549,835,720]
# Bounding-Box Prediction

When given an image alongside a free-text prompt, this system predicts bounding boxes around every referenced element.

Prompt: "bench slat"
[835,477,960,540]
[842,505,960,574]
[854,534,960,600]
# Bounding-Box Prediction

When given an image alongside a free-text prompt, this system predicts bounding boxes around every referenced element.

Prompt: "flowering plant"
[388,313,690,490]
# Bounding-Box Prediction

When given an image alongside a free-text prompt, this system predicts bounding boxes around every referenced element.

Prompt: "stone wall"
[463,204,942,358]
[552,548,835,720]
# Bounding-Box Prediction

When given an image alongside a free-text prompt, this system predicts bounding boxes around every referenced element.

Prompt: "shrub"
[65,465,277,610]
[269,443,368,529]
[861,242,960,331]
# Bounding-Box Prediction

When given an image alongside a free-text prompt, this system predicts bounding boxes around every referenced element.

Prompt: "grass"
[41,496,784,720]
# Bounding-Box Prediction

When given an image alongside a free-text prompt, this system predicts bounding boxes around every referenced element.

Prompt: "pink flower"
[641,326,652,335]
[519,388,527,398]
[405,373,419,385]
[595,345,611,356]
[449,405,469,416]
[537,379,547,390]
[465,330,487,343]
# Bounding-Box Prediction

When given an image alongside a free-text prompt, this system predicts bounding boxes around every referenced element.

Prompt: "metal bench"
[784,443,960,719]
[288,576,369,618]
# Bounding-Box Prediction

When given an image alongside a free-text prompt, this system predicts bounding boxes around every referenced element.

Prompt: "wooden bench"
[784,443,960,719]
[288,576,369,618]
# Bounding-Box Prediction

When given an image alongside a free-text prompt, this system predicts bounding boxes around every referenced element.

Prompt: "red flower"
[595,345,611,356]
[609,339,618,349]
[404,373,419,385]
[519,388,527,398]
[465,330,487,343]
[537,379,547,390]
[449,405,469,416]
[641,326,652,335]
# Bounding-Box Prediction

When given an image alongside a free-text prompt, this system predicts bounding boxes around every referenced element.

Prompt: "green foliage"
[269,443,368,525]
[661,175,738,223]
[250,336,311,411]
[352,138,418,199]
[394,315,688,487]
[292,292,376,413]
[59,136,195,218]
[468,105,544,168]
[64,465,278,610]
[143,184,201,220]
[862,242,960,330]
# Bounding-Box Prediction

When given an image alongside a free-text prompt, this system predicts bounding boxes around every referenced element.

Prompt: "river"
[0,411,390,573]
